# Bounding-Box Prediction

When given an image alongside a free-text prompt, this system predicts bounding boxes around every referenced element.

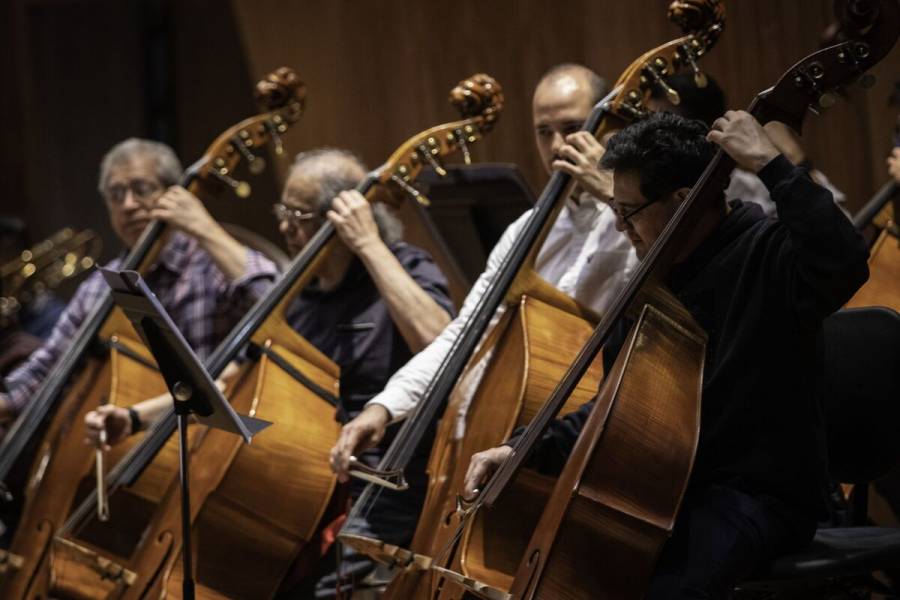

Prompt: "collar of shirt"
[566,192,605,234]
[109,231,195,275]
[152,232,196,275]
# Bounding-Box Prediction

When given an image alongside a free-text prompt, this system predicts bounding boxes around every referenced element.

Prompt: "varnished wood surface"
[165,338,341,599]
[846,228,900,312]
[0,308,169,598]
[507,303,706,600]
[45,365,253,599]
[384,296,603,600]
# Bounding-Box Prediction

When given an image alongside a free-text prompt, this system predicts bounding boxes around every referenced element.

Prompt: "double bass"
[46,74,503,600]
[338,4,725,600]
[846,81,900,311]
[0,67,306,598]
[439,2,898,598]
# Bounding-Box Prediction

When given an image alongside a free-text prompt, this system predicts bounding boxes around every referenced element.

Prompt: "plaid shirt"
[2,231,277,414]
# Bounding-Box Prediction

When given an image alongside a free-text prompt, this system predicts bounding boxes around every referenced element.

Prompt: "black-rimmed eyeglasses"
[612,197,661,227]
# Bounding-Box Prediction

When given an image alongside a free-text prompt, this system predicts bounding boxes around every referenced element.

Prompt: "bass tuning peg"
[231,135,267,175]
[210,168,252,198]
[454,130,472,165]
[390,174,431,207]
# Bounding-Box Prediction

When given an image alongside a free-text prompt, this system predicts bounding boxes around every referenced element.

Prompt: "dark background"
[2,0,898,268]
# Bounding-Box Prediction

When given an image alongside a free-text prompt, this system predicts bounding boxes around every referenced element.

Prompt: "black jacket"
[513,155,870,533]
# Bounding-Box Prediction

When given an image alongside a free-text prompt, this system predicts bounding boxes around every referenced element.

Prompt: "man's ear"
[672,187,692,204]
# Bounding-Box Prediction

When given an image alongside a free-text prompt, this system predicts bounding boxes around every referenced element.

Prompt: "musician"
[464,111,869,598]
[889,147,900,183]
[0,138,277,424]
[330,62,638,481]
[87,147,455,598]
[647,71,848,216]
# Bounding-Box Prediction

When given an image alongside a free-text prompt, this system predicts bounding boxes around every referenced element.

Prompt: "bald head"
[533,64,607,175]
[535,64,607,108]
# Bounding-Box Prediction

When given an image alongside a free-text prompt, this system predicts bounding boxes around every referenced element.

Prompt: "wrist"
[0,398,12,422]
[366,402,392,426]
[192,219,225,245]
[751,149,781,173]
[128,406,142,434]
[356,237,389,262]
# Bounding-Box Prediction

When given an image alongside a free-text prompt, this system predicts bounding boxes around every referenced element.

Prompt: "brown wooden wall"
[2,0,898,272]
[231,0,899,206]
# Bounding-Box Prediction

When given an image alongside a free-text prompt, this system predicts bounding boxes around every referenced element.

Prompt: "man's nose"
[121,189,142,210]
[550,131,566,156]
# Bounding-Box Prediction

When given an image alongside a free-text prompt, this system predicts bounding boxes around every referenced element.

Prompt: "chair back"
[822,307,900,483]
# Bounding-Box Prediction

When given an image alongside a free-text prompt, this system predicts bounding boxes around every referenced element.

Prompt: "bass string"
[377,88,622,475]
[377,159,576,473]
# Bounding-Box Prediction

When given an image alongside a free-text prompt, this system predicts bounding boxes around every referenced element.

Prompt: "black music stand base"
[177,412,195,600]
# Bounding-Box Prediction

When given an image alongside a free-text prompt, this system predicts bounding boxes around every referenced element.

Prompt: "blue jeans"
[645,484,813,600]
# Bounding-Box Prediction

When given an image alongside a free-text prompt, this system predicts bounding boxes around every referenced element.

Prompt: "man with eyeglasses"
[85,146,455,598]
[462,111,870,598]
[0,137,277,424]
[330,63,638,486]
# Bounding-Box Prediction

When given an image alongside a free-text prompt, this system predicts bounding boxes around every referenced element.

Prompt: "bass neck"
[0,218,169,486]
[366,91,620,484]
[66,172,380,522]
[853,180,899,231]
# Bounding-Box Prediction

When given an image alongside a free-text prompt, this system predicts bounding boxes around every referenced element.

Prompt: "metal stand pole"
[178,412,195,600]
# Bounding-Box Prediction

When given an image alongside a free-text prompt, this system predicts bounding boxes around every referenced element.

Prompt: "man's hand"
[462,445,514,501]
[327,191,383,256]
[552,132,614,201]
[329,403,391,482]
[0,396,14,424]
[888,148,900,184]
[707,111,782,173]
[84,405,132,450]
[763,121,807,166]
[150,186,218,240]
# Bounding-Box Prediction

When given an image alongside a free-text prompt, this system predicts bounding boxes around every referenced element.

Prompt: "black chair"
[738,307,900,597]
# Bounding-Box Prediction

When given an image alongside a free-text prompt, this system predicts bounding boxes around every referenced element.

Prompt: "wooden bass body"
[507,301,704,600]
[162,317,342,599]
[42,318,341,599]
[0,308,169,598]
[383,294,603,600]
[846,224,900,312]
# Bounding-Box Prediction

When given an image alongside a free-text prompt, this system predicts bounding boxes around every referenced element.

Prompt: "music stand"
[416,163,536,281]
[100,268,270,600]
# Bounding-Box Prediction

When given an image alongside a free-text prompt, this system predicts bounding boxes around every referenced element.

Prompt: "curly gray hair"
[289,147,403,244]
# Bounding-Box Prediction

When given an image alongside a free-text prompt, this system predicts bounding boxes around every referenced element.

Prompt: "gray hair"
[289,147,404,244]
[97,138,183,194]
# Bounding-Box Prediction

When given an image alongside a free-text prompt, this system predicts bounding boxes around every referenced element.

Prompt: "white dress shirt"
[726,167,848,217]
[367,193,638,431]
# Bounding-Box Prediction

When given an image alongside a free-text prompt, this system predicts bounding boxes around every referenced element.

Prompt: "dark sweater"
[515,155,870,533]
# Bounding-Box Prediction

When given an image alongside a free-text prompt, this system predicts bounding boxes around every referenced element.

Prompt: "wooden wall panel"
[231,0,900,214]
[1,0,897,276]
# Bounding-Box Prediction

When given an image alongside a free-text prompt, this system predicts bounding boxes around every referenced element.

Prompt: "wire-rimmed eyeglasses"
[272,203,319,226]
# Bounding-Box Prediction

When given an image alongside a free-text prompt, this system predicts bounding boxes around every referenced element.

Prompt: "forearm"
[131,393,174,430]
[194,223,249,281]
[358,242,451,352]
[505,400,594,476]
[762,155,870,318]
